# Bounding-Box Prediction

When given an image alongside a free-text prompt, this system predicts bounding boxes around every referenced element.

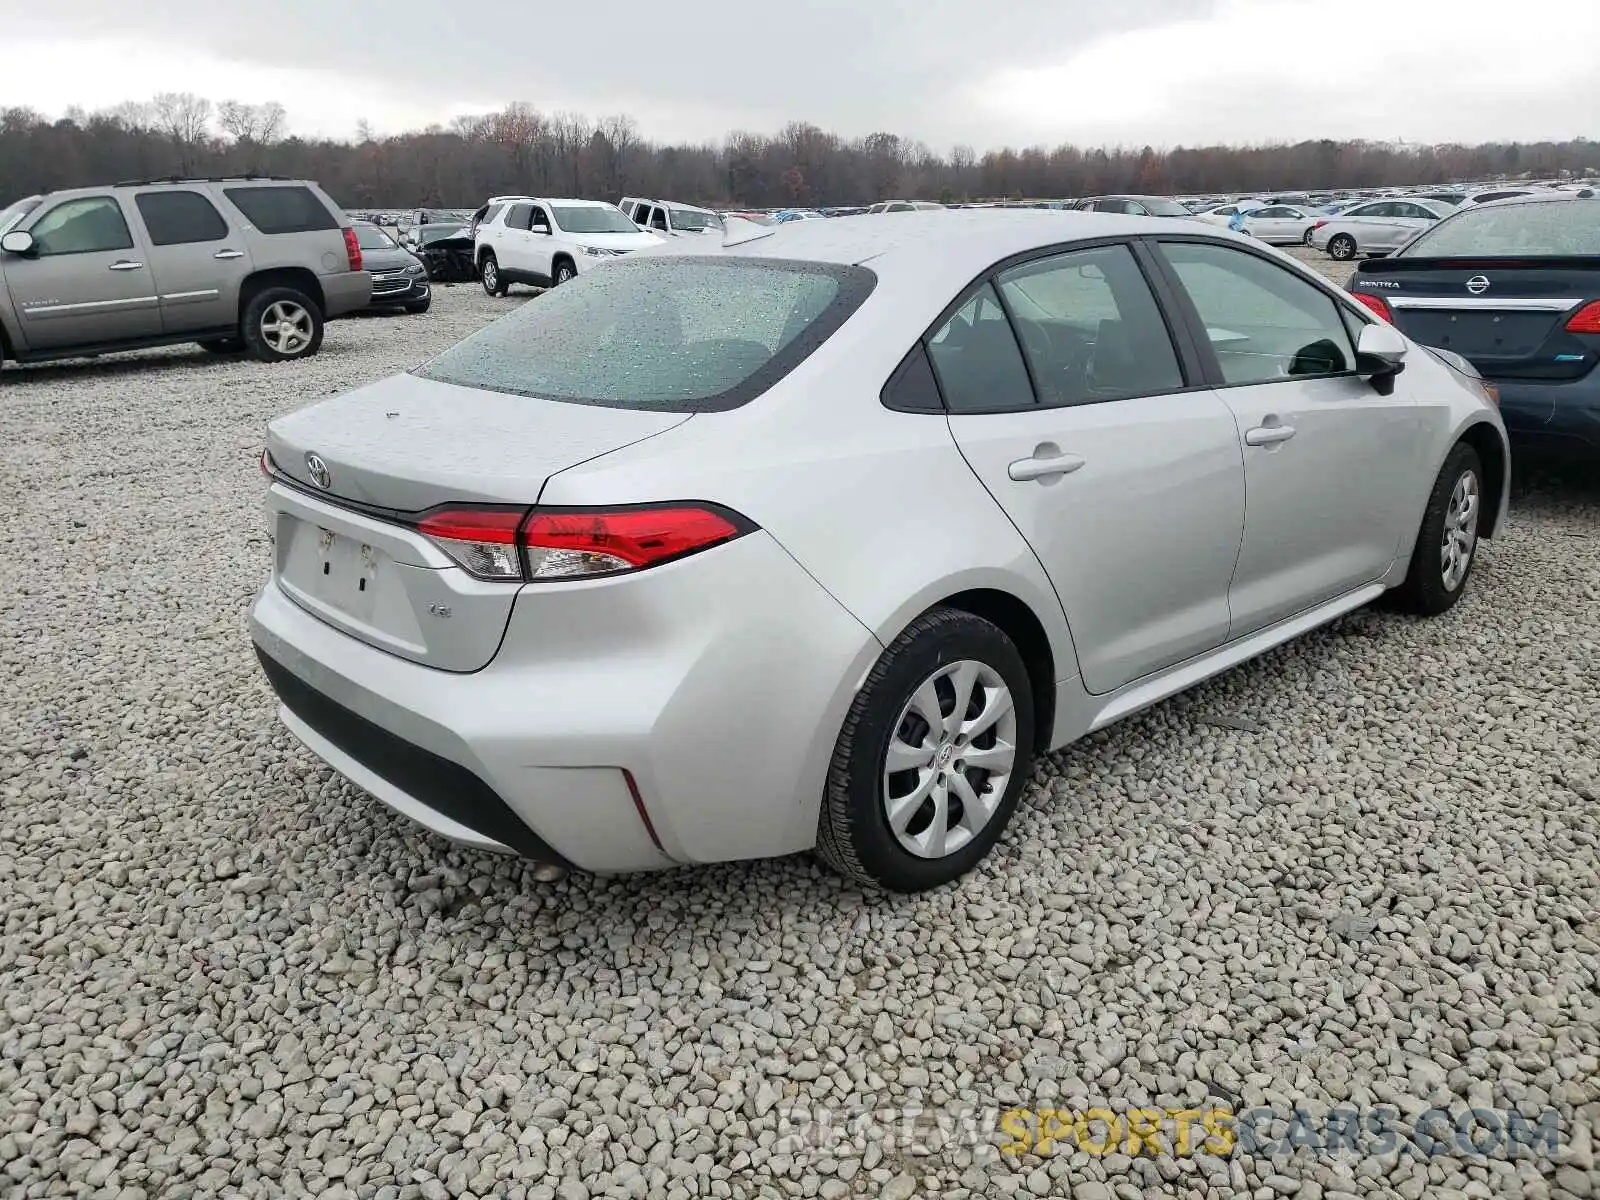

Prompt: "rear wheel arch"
[912,588,1057,756]
[1456,423,1507,538]
[241,268,325,318]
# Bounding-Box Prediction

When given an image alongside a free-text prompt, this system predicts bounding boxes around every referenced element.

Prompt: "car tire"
[403,297,432,315]
[480,253,504,296]
[1303,227,1317,246]
[552,258,576,286]
[1390,441,1485,617]
[239,287,324,363]
[815,606,1036,893]
[197,337,243,354]
[1328,234,1358,260]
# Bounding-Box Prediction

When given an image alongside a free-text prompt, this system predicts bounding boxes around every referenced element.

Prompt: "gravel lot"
[3,262,1598,1200]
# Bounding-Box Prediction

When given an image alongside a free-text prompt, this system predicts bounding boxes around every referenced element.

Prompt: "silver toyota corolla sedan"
[251,211,1509,892]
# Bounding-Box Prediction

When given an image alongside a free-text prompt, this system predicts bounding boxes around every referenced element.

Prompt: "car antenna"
[723,217,777,248]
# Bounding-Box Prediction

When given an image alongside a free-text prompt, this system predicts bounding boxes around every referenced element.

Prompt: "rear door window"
[223,186,338,234]
[504,203,533,231]
[996,243,1184,405]
[415,257,876,412]
[925,283,1035,413]
[135,190,230,245]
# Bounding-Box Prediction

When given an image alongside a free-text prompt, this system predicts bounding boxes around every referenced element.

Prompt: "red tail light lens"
[343,227,363,272]
[1351,292,1392,322]
[1565,300,1600,334]
[410,503,751,582]
[522,507,745,580]
[259,448,271,477]
[417,505,525,580]
[1312,220,1328,231]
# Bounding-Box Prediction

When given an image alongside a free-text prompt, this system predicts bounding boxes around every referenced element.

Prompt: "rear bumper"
[321,270,373,320]
[248,530,881,873]
[1490,374,1600,447]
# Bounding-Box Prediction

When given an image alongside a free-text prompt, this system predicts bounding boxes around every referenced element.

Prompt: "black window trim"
[24,195,138,258]
[1141,232,1376,392]
[880,234,1212,416]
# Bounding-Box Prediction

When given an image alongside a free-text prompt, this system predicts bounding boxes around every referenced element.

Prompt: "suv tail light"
[343,227,364,272]
[414,503,752,582]
[1564,300,1600,334]
[1351,292,1392,322]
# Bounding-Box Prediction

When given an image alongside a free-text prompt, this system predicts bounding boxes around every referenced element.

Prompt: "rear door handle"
[108,261,144,271]
[214,249,244,260]
[1008,449,1086,482]
[1245,423,1297,446]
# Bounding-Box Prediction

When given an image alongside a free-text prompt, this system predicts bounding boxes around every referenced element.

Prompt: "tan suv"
[0,177,371,367]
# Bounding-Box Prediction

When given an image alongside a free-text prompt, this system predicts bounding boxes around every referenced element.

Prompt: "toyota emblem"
[305,452,332,490]
[1466,275,1490,295]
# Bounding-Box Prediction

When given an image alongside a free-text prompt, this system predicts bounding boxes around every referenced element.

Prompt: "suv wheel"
[480,253,503,296]
[552,258,576,286]
[240,288,324,362]
[815,606,1036,892]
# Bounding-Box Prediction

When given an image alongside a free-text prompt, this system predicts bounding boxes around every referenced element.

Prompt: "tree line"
[1,95,1594,211]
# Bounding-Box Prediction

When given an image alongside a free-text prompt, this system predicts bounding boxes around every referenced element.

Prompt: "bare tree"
[218,101,286,145]
[150,92,212,172]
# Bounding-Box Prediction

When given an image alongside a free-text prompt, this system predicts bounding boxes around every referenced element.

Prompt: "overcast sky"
[4,0,1597,149]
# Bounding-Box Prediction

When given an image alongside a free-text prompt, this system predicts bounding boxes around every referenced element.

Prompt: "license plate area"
[279,517,391,625]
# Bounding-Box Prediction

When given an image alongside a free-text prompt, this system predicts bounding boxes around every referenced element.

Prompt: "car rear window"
[224,185,339,234]
[1399,199,1600,258]
[415,257,877,412]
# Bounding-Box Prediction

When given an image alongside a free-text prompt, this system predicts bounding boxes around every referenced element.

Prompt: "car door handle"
[1245,423,1297,446]
[1008,449,1086,481]
[213,249,244,260]
[108,260,144,271]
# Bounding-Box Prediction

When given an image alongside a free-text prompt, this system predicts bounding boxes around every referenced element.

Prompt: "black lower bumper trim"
[254,645,568,866]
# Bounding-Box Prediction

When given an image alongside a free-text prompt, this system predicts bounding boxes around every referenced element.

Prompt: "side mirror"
[1356,321,1407,393]
[1,229,35,255]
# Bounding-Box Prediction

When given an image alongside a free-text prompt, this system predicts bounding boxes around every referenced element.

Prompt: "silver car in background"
[1310,197,1454,260]
[251,211,1508,892]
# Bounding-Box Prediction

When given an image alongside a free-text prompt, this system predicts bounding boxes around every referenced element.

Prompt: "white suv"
[474,198,662,295]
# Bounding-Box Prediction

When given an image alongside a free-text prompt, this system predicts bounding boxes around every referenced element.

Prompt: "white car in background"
[475,197,662,294]
[1309,198,1454,260]
[619,198,725,236]
[1459,188,1538,207]
[1199,203,1326,245]
[1195,200,1265,228]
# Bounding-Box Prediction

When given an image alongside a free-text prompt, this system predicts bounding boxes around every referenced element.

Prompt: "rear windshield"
[353,224,397,250]
[1141,198,1194,217]
[1399,199,1600,258]
[224,186,339,234]
[415,257,877,412]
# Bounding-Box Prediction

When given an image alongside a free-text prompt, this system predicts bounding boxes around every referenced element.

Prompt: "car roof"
[676,208,1204,274]
[1474,190,1598,209]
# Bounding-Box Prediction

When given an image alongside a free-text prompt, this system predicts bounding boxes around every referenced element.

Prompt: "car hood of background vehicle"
[362,246,423,272]
[575,230,665,250]
[266,372,692,512]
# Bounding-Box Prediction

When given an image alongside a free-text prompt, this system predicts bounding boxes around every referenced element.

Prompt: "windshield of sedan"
[1399,199,1600,258]
[415,257,876,412]
[551,205,639,234]
[353,224,397,250]
[0,196,41,234]
[1142,198,1194,217]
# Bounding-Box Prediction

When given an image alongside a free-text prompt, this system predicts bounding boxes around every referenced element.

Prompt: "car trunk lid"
[1354,256,1600,380]
[264,372,691,671]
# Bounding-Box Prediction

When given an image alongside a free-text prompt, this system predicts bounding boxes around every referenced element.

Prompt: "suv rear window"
[415,256,877,412]
[224,186,338,234]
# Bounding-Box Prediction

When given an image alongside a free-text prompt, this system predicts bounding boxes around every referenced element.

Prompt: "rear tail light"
[259,448,271,477]
[1564,300,1600,334]
[1312,220,1328,232]
[343,227,364,272]
[1351,292,1392,322]
[412,503,751,582]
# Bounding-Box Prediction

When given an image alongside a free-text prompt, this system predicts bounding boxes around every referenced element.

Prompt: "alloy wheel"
[881,660,1017,859]
[260,301,314,356]
[1441,469,1480,591]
